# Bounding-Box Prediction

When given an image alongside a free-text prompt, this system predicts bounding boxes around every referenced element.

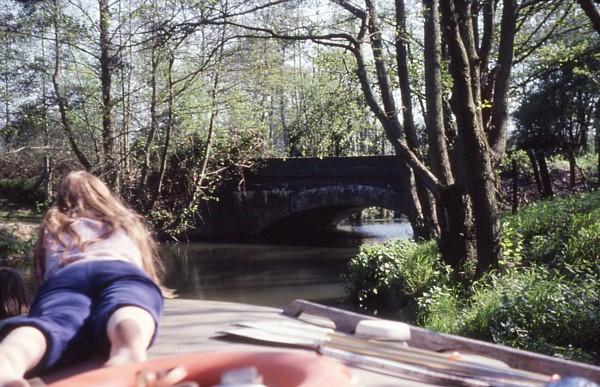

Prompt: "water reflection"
[337,221,413,243]
[162,221,411,308]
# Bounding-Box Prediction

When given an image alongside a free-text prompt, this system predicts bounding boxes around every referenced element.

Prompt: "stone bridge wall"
[192,156,409,237]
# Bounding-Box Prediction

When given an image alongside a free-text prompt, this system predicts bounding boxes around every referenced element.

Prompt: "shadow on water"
[162,221,412,308]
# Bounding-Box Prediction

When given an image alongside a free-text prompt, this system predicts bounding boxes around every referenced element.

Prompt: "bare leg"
[104,309,189,385]
[0,327,46,387]
[104,306,155,367]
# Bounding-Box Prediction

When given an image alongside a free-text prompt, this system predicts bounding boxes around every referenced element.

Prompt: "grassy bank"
[344,190,600,364]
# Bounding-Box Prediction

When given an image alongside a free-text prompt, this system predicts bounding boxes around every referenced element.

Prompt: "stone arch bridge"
[195,156,411,237]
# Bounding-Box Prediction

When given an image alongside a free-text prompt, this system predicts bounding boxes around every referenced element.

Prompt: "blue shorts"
[0,260,164,375]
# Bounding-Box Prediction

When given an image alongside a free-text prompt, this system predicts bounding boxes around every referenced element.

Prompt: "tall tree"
[440,0,501,273]
[396,0,439,239]
[99,0,115,184]
[51,0,91,170]
[198,0,535,273]
[422,0,475,268]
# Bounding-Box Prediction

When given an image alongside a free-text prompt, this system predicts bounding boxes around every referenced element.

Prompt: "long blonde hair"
[34,171,166,290]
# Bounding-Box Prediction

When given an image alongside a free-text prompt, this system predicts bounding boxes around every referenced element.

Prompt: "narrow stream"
[161,221,412,308]
[13,221,411,308]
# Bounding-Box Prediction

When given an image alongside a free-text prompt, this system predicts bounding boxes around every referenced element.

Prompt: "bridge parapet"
[243,156,404,191]
[193,156,410,237]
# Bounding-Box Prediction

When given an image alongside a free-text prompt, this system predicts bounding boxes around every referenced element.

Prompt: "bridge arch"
[194,156,413,238]
[251,185,406,235]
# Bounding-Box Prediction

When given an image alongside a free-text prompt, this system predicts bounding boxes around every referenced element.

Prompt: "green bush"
[0,228,36,265]
[550,152,597,173]
[499,220,524,270]
[417,285,462,334]
[346,190,600,363]
[565,209,600,270]
[503,191,600,267]
[344,239,450,319]
[483,268,599,363]
[416,267,600,363]
[499,149,532,176]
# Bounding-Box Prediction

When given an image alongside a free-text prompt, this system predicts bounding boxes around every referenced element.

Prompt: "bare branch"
[329,0,366,19]
[220,0,292,20]
[1,146,56,156]
[511,44,600,89]
[186,19,359,46]
[513,1,568,63]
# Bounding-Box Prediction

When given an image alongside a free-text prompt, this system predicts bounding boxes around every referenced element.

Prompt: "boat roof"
[34,298,436,386]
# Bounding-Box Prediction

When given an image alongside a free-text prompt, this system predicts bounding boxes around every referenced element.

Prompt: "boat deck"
[37,298,433,386]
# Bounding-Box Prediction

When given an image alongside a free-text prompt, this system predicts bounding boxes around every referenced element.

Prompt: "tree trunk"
[422,0,472,271]
[193,21,227,205]
[395,0,439,239]
[597,131,600,185]
[441,0,501,275]
[536,150,553,198]
[399,166,429,240]
[364,0,428,239]
[99,0,115,185]
[138,36,160,199]
[567,147,577,189]
[478,0,494,74]
[577,0,600,36]
[118,0,132,191]
[352,41,441,196]
[489,0,517,164]
[3,30,9,143]
[526,148,543,193]
[147,54,176,212]
[51,0,91,170]
[437,186,475,273]
[456,1,483,133]
[41,26,53,200]
[511,159,519,213]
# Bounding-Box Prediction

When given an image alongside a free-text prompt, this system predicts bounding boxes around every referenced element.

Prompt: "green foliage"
[502,191,600,267]
[344,239,450,319]
[498,220,524,270]
[574,152,598,171]
[457,275,505,341]
[34,199,51,215]
[141,124,266,237]
[470,268,599,363]
[417,285,462,334]
[415,265,600,363]
[565,211,600,271]
[550,152,598,172]
[499,149,532,176]
[346,190,600,363]
[0,228,36,265]
[512,53,599,157]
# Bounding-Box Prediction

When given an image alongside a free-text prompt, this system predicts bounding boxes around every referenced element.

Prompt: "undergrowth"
[344,190,600,364]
